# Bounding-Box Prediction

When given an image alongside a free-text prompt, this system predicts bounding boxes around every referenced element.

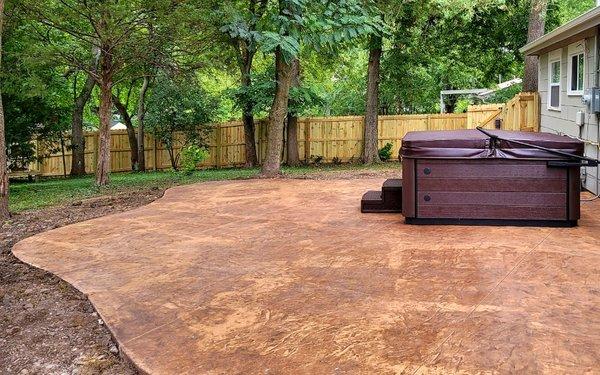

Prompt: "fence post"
[304,120,311,162]
[215,123,222,168]
[153,138,158,171]
[93,132,99,173]
[34,138,41,173]
[255,121,261,164]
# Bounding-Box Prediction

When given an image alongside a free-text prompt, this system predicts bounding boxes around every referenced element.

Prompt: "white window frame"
[547,49,562,111]
[567,41,585,96]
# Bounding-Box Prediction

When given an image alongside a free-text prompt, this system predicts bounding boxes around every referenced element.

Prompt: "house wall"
[539,36,600,195]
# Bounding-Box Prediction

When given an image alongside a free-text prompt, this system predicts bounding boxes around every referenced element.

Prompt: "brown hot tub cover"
[400,129,584,160]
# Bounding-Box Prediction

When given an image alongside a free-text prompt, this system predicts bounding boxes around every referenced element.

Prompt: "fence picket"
[24,93,539,177]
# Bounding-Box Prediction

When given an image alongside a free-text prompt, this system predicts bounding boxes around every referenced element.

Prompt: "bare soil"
[1,189,163,375]
[0,168,397,374]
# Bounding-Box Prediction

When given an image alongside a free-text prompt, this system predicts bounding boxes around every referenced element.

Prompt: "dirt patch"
[1,188,163,375]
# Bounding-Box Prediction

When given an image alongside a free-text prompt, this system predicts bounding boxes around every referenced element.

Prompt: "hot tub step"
[382,179,402,210]
[361,190,384,213]
[361,182,402,213]
[382,178,402,191]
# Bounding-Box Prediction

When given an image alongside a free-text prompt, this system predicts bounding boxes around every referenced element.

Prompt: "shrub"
[180,145,209,174]
[145,73,217,170]
[378,142,394,161]
[311,155,323,165]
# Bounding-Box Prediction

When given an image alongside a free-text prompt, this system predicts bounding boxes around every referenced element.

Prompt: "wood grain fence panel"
[27,93,539,176]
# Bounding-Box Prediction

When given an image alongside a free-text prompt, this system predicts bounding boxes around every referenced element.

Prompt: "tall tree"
[23,1,163,185]
[261,0,298,176]
[112,91,139,170]
[523,0,548,92]
[261,0,381,175]
[262,45,294,175]
[363,33,382,164]
[286,57,301,166]
[137,75,150,171]
[0,0,8,219]
[221,0,268,167]
[70,48,99,176]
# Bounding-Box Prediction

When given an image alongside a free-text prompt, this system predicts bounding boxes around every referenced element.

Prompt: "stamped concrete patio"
[13,178,600,374]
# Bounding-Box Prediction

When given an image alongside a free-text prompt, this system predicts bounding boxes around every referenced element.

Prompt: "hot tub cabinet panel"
[401,130,585,226]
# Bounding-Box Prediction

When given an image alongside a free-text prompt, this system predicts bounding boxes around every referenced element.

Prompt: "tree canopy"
[0,0,596,178]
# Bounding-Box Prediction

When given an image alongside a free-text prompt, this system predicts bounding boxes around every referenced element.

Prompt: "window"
[548,50,561,111]
[568,42,585,95]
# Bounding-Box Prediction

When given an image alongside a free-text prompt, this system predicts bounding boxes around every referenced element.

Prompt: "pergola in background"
[440,78,523,113]
[439,89,487,113]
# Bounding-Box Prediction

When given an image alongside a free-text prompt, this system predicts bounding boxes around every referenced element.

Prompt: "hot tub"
[400,129,594,226]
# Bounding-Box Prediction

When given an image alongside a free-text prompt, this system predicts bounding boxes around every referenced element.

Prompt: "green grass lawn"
[9,163,398,212]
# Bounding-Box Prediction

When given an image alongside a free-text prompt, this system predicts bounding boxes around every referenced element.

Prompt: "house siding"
[539,36,600,195]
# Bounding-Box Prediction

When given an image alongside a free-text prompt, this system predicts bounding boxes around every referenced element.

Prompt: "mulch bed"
[0,189,163,375]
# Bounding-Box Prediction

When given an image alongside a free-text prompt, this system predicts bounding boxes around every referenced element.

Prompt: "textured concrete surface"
[13,178,600,374]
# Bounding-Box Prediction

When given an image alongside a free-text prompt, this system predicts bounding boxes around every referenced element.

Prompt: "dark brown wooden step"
[382,179,402,191]
[361,190,384,213]
[361,187,402,213]
[382,179,402,211]
[362,190,382,202]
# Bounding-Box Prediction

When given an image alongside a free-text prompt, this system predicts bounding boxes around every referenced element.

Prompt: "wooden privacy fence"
[30,92,540,177]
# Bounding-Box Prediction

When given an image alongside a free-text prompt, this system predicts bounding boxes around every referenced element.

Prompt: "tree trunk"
[261,47,294,176]
[71,46,99,176]
[112,94,138,171]
[0,0,8,219]
[363,34,382,164]
[137,76,149,172]
[70,73,95,176]
[239,45,259,167]
[286,58,300,166]
[96,49,113,186]
[167,144,177,171]
[523,0,548,92]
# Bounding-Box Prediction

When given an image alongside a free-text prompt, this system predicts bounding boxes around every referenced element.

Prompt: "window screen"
[551,61,560,83]
[550,86,560,108]
[577,54,584,91]
[549,59,561,109]
[569,53,584,92]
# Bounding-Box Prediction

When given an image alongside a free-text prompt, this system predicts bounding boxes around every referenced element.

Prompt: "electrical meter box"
[590,87,600,113]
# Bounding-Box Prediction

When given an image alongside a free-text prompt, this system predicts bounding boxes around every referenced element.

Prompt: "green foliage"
[311,155,324,165]
[288,84,324,116]
[258,0,384,62]
[180,145,210,175]
[379,0,530,114]
[145,74,217,170]
[4,0,594,165]
[453,99,472,114]
[378,142,393,161]
[486,83,523,103]
[4,95,71,170]
[228,63,323,117]
[228,67,276,116]
[2,12,73,169]
[547,0,595,29]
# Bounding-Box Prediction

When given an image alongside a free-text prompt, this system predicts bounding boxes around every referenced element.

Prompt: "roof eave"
[520,6,600,56]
